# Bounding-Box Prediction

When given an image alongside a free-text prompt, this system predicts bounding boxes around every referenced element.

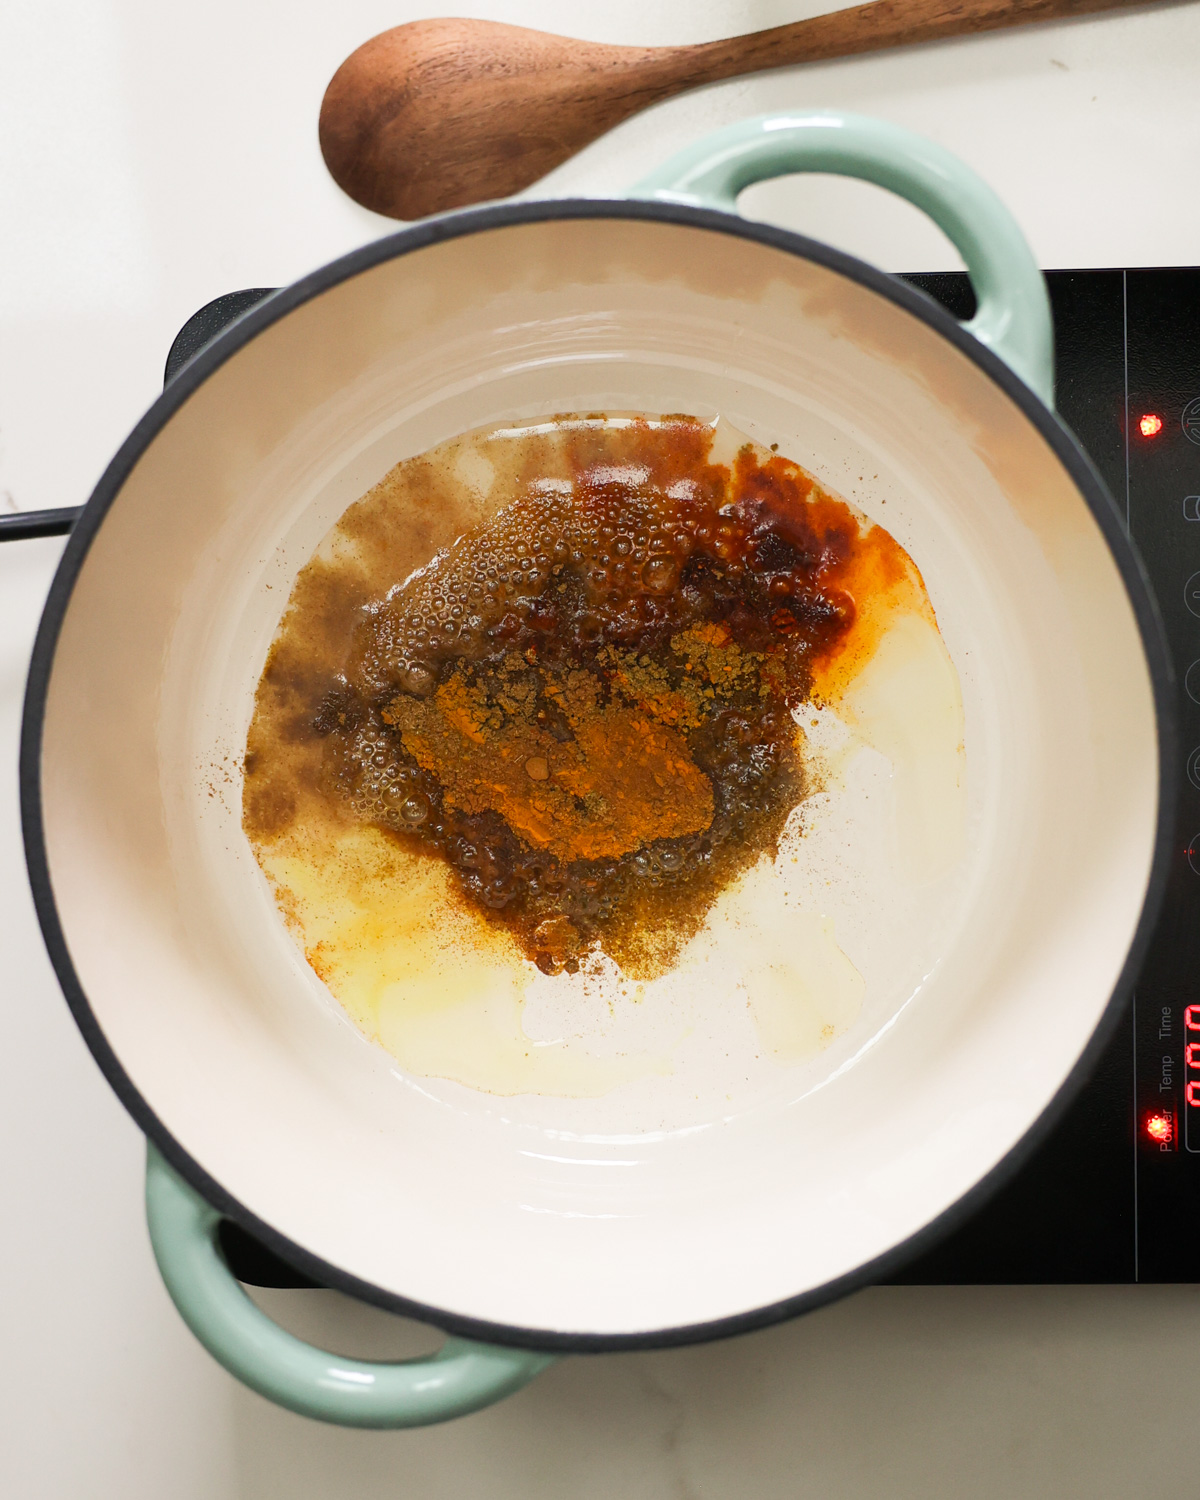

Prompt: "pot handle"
[144,1145,556,1427]
[630,112,1054,410]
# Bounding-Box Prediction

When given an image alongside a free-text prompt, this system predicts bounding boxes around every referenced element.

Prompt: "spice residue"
[271,415,898,978]
[243,413,952,1091]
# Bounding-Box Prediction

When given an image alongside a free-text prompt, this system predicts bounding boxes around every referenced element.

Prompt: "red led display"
[1188,1014,1200,1152]
[1139,413,1164,437]
[1146,1111,1174,1144]
[1187,1008,1200,1153]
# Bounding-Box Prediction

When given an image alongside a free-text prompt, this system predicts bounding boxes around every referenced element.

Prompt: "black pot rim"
[19,197,1178,1354]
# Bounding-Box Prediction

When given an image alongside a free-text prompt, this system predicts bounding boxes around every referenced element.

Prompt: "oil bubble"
[642,556,679,594]
[400,794,430,825]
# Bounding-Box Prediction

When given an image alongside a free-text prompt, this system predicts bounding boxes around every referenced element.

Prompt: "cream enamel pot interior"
[20,114,1173,1426]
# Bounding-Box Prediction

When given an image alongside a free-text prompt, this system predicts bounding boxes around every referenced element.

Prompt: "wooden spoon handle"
[683,0,1163,81]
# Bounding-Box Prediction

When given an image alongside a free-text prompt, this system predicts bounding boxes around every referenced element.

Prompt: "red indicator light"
[1139,413,1164,437]
[1146,1112,1174,1144]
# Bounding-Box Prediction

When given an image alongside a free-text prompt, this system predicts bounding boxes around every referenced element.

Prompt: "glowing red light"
[1139,413,1164,437]
[1146,1112,1174,1144]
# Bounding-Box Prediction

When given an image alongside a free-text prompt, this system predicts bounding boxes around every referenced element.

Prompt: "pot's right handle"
[630,112,1054,411]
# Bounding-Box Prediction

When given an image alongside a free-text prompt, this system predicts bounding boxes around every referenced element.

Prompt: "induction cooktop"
[12,269,1200,1290]
[892,269,1200,1286]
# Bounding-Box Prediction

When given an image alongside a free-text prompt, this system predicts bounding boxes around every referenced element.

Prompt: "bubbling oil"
[242,413,962,1097]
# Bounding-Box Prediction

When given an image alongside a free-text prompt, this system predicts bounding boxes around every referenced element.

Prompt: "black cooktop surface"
[169,270,1200,1290]
[890,269,1200,1285]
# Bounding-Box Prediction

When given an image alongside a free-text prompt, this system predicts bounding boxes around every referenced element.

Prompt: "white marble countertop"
[2,2,1198,1495]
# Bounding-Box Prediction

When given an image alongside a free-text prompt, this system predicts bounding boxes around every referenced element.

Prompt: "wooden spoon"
[319,0,1161,220]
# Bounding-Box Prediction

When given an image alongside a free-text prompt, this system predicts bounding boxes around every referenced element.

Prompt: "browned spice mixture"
[301,417,863,975]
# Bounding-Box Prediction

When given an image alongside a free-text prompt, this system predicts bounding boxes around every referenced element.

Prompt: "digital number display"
[1186,1006,1200,1150]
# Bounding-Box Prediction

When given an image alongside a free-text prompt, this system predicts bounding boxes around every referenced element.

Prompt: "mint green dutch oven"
[21,113,1171,1426]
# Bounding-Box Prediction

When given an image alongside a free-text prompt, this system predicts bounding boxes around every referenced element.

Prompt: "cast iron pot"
[16,114,1174,1426]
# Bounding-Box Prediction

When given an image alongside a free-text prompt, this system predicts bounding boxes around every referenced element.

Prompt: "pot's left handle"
[145,1146,556,1428]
